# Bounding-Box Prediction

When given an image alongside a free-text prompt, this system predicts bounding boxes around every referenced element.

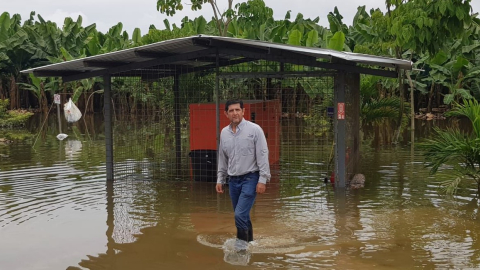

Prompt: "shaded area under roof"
[21,35,412,82]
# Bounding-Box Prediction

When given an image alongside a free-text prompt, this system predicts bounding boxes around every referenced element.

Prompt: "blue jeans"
[228,171,259,230]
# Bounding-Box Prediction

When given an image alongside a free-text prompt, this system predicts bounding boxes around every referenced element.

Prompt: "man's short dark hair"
[225,99,244,111]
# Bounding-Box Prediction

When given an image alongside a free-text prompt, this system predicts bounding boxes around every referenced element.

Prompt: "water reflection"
[1,116,480,269]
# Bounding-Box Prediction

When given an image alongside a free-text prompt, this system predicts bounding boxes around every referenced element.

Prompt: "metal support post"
[334,72,346,188]
[215,49,220,148]
[104,74,114,181]
[174,74,182,174]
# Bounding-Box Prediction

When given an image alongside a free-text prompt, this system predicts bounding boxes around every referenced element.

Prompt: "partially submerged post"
[334,72,346,188]
[103,74,113,181]
[55,94,62,134]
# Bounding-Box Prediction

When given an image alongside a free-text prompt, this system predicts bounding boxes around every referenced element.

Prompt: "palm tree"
[420,99,480,194]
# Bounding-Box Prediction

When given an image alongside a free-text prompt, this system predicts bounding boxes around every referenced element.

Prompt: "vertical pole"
[57,104,62,134]
[215,49,220,148]
[350,73,360,176]
[105,181,115,256]
[334,72,346,188]
[104,74,114,181]
[409,71,415,155]
[280,63,284,102]
[174,74,182,174]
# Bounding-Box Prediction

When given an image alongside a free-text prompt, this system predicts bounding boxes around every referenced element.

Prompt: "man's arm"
[255,126,271,186]
[216,136,228,193]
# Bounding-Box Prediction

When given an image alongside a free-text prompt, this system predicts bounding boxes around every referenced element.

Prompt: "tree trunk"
[405,71,415,132]
[9,75,17,109]
[0,78,4,99]
[40,84,48,114]
[394,69,404,144]
[24,87,30,109]
[436,86,442,109]
[427,83,435,113]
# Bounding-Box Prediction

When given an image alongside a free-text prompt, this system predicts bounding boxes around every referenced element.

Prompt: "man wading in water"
[216,99,271,243]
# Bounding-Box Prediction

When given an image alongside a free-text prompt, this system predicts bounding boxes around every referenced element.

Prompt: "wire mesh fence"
[111,60,336,192]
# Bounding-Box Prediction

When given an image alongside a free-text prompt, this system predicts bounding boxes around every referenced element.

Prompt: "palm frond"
[420,128,480,173]
[361,97,401,123]
[439,175,464,195]
[446,99,480,137]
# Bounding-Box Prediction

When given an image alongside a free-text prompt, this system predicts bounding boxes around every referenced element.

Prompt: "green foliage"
[360,75,404,124]
[0,0,478,117]
[141,25,195,44]
[156,0,185,16]
[445,99,480,137]
[328,31,346,51]
[0,129,33,141]
[304,105,331,137]
[305,30,318,47]
[361,97,402,124]
[288,30,302,46]
[387,0,471,55]
[157,0,235,36]
[0,99,33,128]
[420,99,480,194]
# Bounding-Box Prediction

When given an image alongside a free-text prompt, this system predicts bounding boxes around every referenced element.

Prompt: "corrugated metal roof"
[21,35,412,81]
[208,36,411,69]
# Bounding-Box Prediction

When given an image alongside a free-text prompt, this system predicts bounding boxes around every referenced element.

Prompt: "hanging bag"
[64,98,82,123]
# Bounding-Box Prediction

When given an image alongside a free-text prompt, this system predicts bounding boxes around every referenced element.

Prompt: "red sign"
[337,102,345,120]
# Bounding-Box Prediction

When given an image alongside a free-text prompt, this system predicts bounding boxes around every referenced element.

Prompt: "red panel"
[249,100,281,164]
[189,100,280,165]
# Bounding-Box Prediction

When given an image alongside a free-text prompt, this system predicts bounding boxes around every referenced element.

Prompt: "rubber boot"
[236,228,249,242]
[248,224,253,242]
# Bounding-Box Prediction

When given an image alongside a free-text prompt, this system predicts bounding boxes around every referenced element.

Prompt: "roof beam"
[178,56,255,73]
[193,37,270,55]
[116,57,256,79]
[83,60,131,68]
[33,70,80,77]
[218,71,336,79]
[62,47,218,82]
[197,38,398,78]
[218,47,398,78]
[134,50,176,58]
[114,70,177,77]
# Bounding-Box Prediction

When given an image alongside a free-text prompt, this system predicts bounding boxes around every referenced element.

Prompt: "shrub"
[0,99,33,128]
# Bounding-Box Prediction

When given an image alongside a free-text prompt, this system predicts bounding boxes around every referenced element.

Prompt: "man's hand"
[256,183,266,194]
[216,183,224,193]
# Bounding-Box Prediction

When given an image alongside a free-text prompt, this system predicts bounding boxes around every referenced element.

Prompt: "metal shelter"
[22,35,412,188]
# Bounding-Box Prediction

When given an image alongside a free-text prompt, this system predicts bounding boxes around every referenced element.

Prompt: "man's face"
[225,103,245,125]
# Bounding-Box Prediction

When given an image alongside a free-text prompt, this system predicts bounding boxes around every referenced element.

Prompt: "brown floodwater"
[1,116,479,269]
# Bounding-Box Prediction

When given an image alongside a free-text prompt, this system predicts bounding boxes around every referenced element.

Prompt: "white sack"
[64,98,82,123]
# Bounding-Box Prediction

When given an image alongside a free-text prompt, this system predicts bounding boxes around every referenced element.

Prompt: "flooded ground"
[1,115,479,269]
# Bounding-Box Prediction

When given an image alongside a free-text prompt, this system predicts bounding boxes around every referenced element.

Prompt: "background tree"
[156,0,235,36]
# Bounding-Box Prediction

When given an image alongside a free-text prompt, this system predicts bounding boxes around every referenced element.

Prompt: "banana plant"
[17,73,58,114]
[425,56,480,105]
[326,7,350,51]
[0,12,49,109]
[98,23,131,54]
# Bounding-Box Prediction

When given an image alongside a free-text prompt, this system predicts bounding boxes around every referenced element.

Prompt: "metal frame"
[21,35,413,187]
[103,74,114,181]
[334,72,347,188]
